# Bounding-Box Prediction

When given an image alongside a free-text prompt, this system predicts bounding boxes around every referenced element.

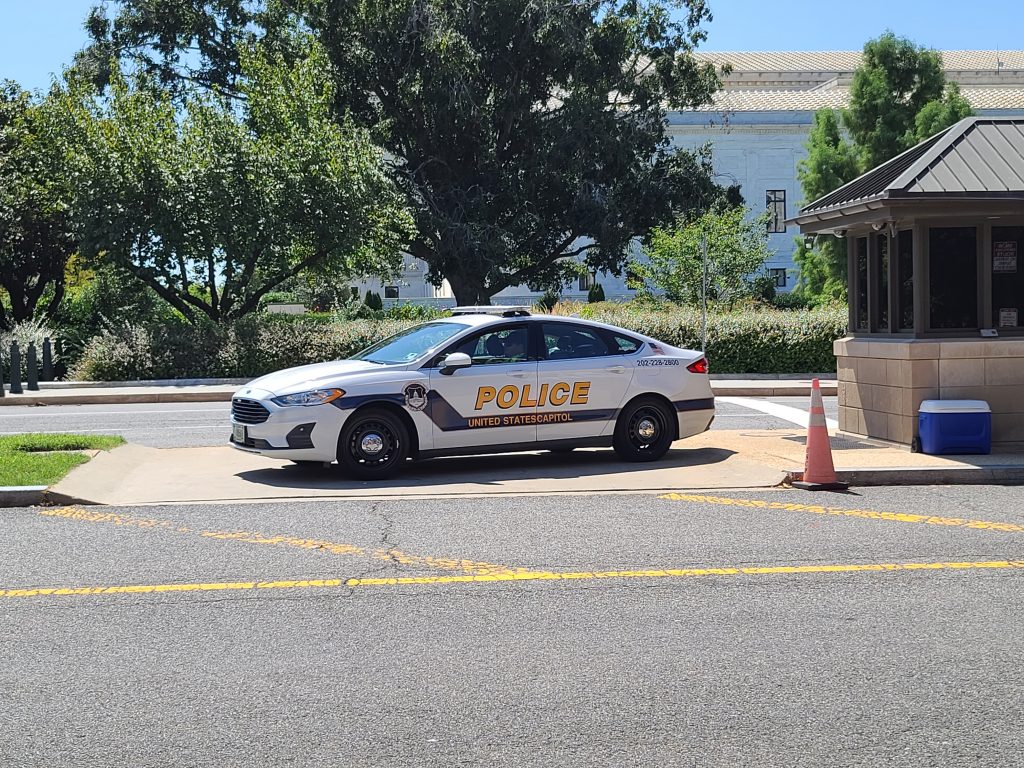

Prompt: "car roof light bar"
[449,306,532,317]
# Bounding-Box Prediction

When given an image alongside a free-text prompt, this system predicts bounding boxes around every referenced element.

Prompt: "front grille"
[232,398,270,424]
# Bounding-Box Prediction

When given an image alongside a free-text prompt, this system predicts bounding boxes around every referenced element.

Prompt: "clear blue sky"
[2,1,1023,92]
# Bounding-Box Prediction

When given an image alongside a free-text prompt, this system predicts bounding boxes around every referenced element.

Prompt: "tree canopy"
[83,0,731,304]
[844,31,945,169]
[0,82,78,330]
[632,204,773,306]
[794,32,975,302]
[60,44,414,324]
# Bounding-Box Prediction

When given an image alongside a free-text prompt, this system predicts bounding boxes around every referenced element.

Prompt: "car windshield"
[351,321,468,365]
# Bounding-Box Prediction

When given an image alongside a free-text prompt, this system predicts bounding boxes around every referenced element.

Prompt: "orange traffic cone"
[792,378,849,491]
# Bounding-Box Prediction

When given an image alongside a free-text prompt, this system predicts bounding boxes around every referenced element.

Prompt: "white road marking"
[717,396,839,430]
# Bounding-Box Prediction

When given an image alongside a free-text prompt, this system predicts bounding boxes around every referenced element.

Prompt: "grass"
[0,433,125,487]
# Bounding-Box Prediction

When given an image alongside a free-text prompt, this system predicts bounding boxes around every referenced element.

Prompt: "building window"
[384,285,400,299]
[929,227,977,330]
[897,230,914,330]
[766,190,786,233]
[768,268,787,288]
[874,233,889,332]
[855,237,868,330]
[578,272,594,291]
[992,226,1024,328]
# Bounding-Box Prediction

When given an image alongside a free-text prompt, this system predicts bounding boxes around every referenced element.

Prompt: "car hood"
[241,359,401,396]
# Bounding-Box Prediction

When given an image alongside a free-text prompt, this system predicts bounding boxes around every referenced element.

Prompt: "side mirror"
[440,352,472,375]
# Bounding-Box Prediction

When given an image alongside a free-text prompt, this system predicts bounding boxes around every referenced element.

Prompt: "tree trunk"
[447,272,493,306]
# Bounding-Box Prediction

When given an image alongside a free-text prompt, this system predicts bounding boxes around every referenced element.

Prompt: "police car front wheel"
[613,398,674,462]
[337,408,410,480]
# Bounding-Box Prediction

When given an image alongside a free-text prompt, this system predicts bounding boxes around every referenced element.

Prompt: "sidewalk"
[28,427,1023,507]
[0,377,838,406]
[6,375,1020,506]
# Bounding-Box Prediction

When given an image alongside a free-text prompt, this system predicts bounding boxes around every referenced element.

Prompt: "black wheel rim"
[348,419,400,468]
[627,406,667,453]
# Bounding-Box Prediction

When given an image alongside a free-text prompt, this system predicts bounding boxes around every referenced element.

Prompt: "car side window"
[451,326,530,365]
[541,323,611,360]
[607,332,641,355]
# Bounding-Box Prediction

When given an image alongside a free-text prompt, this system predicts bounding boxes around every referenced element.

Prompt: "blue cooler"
[918,400,991,455]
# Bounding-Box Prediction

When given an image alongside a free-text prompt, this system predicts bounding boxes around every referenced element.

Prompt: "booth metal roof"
[792,117,1024,224]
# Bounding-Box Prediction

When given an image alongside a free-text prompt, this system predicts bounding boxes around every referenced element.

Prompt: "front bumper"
[229,390,343,462]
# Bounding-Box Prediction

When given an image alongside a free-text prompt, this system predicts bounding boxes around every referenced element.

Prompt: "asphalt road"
[2,485,1023,767]
[0,396,831,448]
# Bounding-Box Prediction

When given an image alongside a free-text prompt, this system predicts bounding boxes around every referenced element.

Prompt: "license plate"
[232,423,246,444]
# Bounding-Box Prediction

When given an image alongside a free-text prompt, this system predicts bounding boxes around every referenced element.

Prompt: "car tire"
[337,407,410,480]
[613,397,674,462]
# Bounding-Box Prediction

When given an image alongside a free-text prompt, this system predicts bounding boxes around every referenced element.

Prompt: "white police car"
[230,307,714,479]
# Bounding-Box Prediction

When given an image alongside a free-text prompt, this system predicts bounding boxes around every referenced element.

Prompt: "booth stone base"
[835,337,1024,452]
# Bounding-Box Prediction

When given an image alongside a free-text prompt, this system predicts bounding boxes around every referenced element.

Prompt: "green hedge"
[564,302,847,374]
[69,303,847,380]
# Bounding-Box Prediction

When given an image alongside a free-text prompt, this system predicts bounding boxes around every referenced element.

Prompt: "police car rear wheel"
[337,408,409,480]
[613,398,673,462]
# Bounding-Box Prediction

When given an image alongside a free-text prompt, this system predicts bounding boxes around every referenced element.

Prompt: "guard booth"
[791,116,1024,451]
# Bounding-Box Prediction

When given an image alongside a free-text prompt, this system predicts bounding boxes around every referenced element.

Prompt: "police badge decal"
[403,382,428,411]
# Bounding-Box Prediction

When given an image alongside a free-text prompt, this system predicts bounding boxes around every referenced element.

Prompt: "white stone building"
[352,50,1024,305]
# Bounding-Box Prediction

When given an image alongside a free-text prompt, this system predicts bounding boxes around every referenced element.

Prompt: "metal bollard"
[42,338,53,381]
[9,343,22,394]
[54,338,66,380]
[26,342,39,390]
[0,347,5,397]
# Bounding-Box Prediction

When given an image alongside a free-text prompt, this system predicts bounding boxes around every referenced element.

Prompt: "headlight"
[271,388,346,407]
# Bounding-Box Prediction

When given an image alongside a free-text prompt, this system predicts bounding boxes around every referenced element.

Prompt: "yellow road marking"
[37,507,524,576]
[659,493,1024,533]
[3,560,1022,599]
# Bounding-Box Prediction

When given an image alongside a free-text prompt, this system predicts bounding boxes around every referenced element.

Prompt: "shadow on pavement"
[234,446,737,490]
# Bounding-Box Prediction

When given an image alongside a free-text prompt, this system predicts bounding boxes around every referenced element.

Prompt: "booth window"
[992,226,1024,329]
[929,227,977,330]
[855,237,868,330]
[897,230,914,330]
[875,233,889,331]
[766,190,786,233]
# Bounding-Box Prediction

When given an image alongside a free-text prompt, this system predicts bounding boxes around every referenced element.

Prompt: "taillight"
[687,358,708,374]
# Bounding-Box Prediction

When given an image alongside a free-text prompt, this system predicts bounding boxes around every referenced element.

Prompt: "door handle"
[606,365,627,374]
[507,370,531,378]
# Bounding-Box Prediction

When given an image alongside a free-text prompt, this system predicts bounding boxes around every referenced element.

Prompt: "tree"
[75,0,300,99]
[0,82,78,330]
[844,31,945,168]
[632,205,774,306]
[915,82,973,141]
[793,109,860,300]
[61,44,414,324]
[82,0,729,305]
[795,33,975,301]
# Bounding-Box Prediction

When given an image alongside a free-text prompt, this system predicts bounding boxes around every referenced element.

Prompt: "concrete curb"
[0,391,235,407]
[1,382,837,406]
[37,377,250,390]
[713,385,837,397]
[0,486,47,507]
[787,466,1024,487]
